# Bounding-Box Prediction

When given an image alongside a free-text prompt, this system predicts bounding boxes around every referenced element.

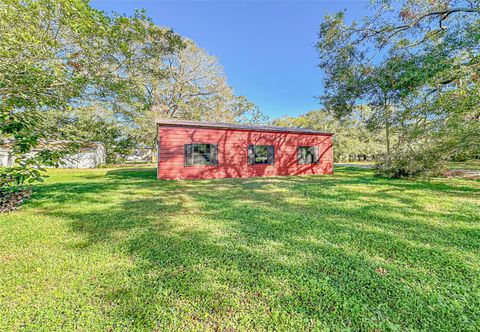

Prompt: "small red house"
[157,120,333,180]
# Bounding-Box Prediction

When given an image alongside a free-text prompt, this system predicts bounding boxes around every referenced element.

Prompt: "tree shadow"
[106,167,158,180]
[29,167,480,330]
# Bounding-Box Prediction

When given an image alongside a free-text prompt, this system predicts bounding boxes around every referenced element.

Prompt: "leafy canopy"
[316,0,480,176]
[0,0,183,187]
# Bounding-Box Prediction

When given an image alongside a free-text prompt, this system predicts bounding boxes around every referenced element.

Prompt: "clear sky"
[91,1,370,119]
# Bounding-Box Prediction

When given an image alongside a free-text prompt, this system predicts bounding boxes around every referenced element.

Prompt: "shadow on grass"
[32,167,480,330]
[106,167,158,180]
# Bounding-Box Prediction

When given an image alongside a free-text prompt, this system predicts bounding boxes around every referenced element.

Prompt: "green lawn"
[1,167,479,331]
[448,160,480,171]
[335,160,480,171]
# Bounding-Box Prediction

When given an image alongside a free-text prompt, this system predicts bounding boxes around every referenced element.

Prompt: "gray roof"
[156,120,333,135]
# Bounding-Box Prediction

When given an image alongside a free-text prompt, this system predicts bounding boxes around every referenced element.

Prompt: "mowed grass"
[0,167,479,331]
[448,160,480,171]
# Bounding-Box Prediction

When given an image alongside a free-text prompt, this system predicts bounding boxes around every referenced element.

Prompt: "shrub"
[375,148,447,178]
[0,165,44,189]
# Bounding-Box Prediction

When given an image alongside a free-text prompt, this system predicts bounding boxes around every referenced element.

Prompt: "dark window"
[184,144,218,166]
[248,145,274,165]
[298,146,319,164]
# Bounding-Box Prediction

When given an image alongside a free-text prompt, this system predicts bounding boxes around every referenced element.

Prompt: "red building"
[157,120,333,180]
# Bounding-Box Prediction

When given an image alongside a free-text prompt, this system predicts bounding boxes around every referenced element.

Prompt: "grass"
[448,160,480,171]
[335,159,480,171]
[334,161,374,165]
[0,167,479,331]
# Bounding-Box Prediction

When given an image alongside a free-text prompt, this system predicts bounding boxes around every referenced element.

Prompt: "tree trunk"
[384,93,391,158]
[386,122,391,158]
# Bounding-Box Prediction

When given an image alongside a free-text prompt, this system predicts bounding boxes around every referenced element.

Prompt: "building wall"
[0,143,106,168]
[59,144,106,168]
[0,149,14,167]
[157,126,333,180]
[125,147,153,162]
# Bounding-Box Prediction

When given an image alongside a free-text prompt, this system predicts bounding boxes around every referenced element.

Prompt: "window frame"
[184,143,218,167]
[297,146,320,165]
[248,145,274,165]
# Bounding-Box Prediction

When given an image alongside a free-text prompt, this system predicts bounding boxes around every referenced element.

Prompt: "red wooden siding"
[157,125,333,180]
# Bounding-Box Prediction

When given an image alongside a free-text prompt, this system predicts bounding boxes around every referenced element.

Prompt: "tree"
[43,107,137,163]
[0,0,182,188]
[316,12,413,158]
[274,108,385,162]
[118,38,266,145]
[316,0,480,177]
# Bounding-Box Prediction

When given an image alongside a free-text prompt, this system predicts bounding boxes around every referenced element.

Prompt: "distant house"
[0,140,106,168]
[157,120,333,180]
[124,144,153,163]
[60,142,106,168]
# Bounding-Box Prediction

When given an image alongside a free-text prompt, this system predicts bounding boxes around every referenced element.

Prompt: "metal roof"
[156,120,333,135]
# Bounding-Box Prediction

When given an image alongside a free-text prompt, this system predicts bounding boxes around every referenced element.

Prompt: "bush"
[375,148,447,178]
[0,165,44,189]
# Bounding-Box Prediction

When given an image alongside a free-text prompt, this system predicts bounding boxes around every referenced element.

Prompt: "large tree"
[0,0,182,187]
[316,0,480,176]
[118,38,266,145]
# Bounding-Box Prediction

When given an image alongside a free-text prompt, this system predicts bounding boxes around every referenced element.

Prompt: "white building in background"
[60,142,106,168]
[0,148,14,167]
[0,140,106,168]
[124,144,153,162]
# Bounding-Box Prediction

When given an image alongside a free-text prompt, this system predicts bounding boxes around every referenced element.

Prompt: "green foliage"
[0,166,44,188]
[316,0,480,176]
[274,108,385,162]
[0,139,80,188]
[375,146,447,178]
[0,0,183,186]
[117,38,267,145]
[44,107,137,163]
[1,1,265,187]
[0,108,75,188]
[1,167,479,329]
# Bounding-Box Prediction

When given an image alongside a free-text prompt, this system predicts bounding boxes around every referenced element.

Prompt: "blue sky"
[91,1,370,119]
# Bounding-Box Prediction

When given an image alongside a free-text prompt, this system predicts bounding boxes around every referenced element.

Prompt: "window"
[298,146,319,164]
[184,144,218,166]
[248,145,274,165]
